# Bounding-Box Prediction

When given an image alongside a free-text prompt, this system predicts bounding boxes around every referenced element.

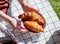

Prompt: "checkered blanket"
[0,0,60,44]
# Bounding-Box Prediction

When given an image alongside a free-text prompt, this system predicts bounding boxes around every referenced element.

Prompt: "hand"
[21,0,40,14]
[0,0,9,14]
[10,18,28,32]
[18,0,40,14]
[0,0,27,32]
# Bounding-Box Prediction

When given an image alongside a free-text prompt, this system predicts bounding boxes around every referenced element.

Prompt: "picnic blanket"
[0,0,60,44]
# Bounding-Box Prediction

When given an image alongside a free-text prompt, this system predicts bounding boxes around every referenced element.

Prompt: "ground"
[49,0,60,19]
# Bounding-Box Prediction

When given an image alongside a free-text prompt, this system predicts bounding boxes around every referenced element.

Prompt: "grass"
[48,0,60,19]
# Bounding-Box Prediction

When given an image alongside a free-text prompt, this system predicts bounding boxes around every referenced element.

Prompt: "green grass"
[48,0,60,19]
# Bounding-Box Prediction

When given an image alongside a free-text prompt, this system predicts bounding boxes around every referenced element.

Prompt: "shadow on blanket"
[45,29,60,44]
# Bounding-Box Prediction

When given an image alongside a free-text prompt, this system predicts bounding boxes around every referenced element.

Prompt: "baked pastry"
[18,12,45,33]
[24,21,44,32]
[18,12,44,25]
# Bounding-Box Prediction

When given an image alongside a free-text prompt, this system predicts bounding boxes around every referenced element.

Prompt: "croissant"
[24,21,44,32]
[18,12,44,25]
[18,12,45,33]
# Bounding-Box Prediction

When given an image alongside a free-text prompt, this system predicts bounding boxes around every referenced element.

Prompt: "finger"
[5,0,9,2]
[0,1,6,5]
[0,3,9,9]
[1,8,8,14]
[20,29,28,32]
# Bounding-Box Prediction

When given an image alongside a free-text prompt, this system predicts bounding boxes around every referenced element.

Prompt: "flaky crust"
[24,21,44,32]
[18,12,45,33]
[18,12,44,25]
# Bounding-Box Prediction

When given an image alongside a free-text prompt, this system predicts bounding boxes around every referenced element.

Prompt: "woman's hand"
[0,0,27,32]
[18,0,40,14]
[22,5,40,14]
[0,11,27,32]
[10,18,28,32]
[0,0,9,14]
[20,0,40,14]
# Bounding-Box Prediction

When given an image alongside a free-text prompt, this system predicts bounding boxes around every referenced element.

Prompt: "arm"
[18,0,40,14]
[0,0,27,32]
[0,11,17,28]
[0,11,13,23]
[18,0,24,6]
[0,0,17,28]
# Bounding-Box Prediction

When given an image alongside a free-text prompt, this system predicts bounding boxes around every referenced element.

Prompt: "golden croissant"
[18,12,44,25]
[18,12,45,33]
[24,21,44,32]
